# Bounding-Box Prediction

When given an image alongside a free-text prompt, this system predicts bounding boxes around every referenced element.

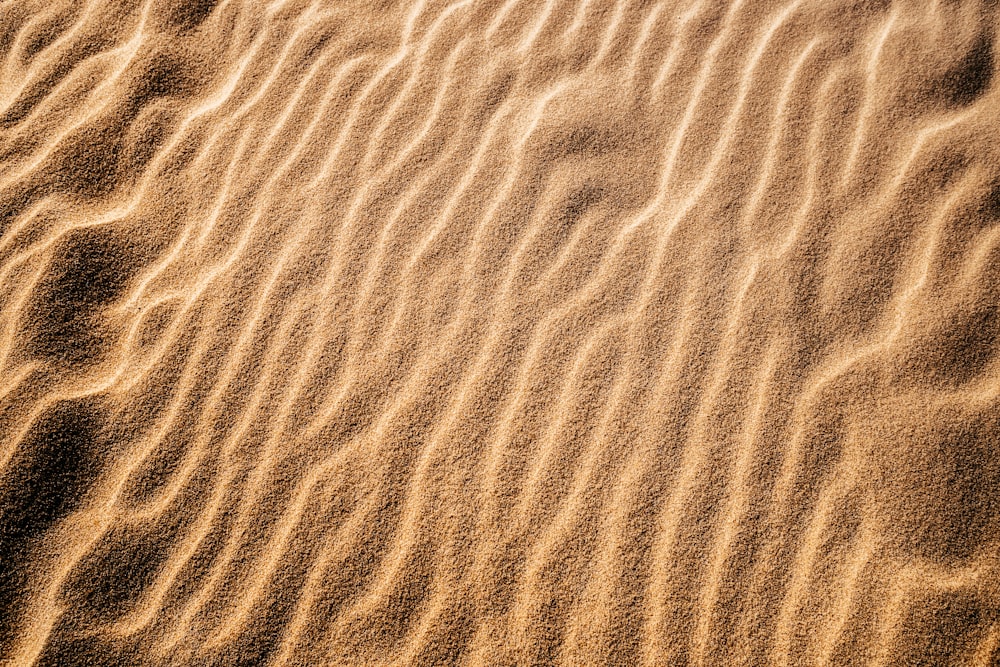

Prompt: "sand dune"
[0,0,999,664]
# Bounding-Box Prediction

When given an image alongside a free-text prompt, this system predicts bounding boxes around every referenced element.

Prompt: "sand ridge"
[0,0,999,664]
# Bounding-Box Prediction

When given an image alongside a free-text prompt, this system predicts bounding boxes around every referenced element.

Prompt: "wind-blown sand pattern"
[1,0,999,664]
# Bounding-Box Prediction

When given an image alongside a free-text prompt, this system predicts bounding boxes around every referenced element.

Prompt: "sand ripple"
[0,0,999,664]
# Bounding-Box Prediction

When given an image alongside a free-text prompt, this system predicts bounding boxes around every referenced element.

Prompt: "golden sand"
[0,0,998,664]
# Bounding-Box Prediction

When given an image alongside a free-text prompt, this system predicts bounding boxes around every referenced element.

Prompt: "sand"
[0,0,998,664]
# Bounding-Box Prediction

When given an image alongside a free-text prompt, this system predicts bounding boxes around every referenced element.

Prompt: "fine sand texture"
[1,0,1000,665]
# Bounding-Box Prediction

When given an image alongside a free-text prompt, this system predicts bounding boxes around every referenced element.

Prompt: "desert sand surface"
[0,0,999,664]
